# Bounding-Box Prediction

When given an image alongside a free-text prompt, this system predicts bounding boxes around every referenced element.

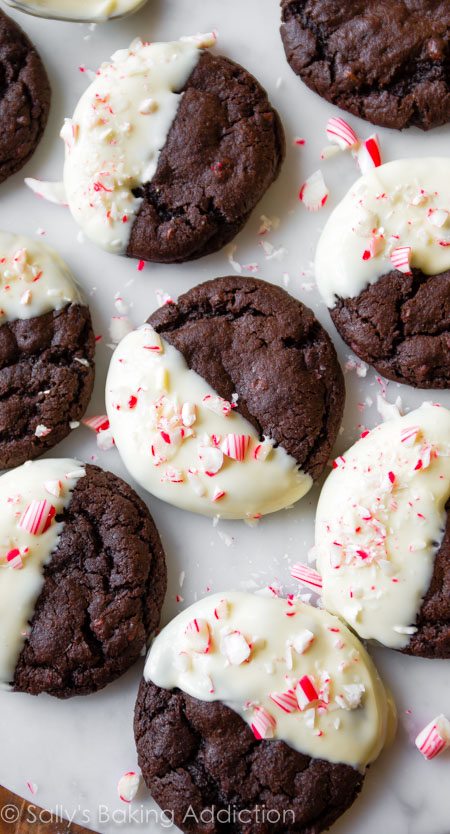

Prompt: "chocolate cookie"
[59,36,284,262]
[316,404,450,658]
[315,158,450,388]
[135,682,364,834]
[106,276,345,519]
[2,459,167,697]
[135,592,395,834]
[0,10,51,184]
[280,0,450,131]
[0,233,95,469]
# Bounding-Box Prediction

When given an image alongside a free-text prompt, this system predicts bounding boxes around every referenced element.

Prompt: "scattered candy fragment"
[269,689,298,713]
[202,394,232,416]
[356,134,382,173]
[251,706,276,740]
[299,170,329,211]
[296,674,319,710]
[221,434,251,462]
[221,630,251,665]
[415,715,450,760]
[291,563,323,591]
[390,246,412,275]
[326,116,359,150]
[184,618,211,654]
[18,500,55,536]
[117,771,140,803]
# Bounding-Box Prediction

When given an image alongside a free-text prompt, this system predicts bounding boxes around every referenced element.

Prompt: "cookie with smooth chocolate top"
[0,9,51,183]
[134,680,364,834]
[280,0,450,131]
[12,463,167,697]
[148,275,345,481]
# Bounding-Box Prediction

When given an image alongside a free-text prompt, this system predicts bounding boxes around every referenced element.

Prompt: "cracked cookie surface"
[127,52,285,263]
[280,0,450,131]
[0,303,95,469]
[330,269,450,388]
[148,275,345,480]
[134,680,364,834]
[13,464,167,697]
[0,9,51,184]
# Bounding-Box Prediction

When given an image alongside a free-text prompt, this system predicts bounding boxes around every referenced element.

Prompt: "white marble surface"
[0,0,449,832]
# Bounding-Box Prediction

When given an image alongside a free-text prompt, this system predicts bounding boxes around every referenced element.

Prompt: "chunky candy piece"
[184,618,211,654]
[299,170,329,211]
[390,246,412,275]
[251,706,276,740]
[296,674,319,710]
[291,563,323,591]
[117,771,140,804]
[221,630,251,665]
[18,500,56,536]
[326,117,359,150]
[269,689,298,713]
[220,434,251,462]
[356,135,382,174]
[415,715,450,760]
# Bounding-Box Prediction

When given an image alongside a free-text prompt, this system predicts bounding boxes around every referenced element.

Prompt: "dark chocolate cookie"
[330,268,450,388]
[148,276,345,481]
[405,499,450,658]
[280,0,450,131]
[0,9,51,184]
[134,680,364,834]
[13,463,167,697]
[0,303,95,469]
[127,51,285,263]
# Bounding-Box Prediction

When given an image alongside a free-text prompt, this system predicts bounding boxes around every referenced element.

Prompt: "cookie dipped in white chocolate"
[0,459,85,690]
[61,35,215,254]
[316,404,450,649]
[145,592,396,770]
[315,158,450,308]
[106,325,312,519]
[5,0,146,21]
[0,232,83,322]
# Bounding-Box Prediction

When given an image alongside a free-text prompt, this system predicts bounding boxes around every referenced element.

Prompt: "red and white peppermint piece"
[214,598,230,620]
[181,402,197,427]
[82,415,110,433]
[143,332,162,353]
[356,134,382,173]
[202,394,232,417]
[221,434,251,462]
[332,455,346,469]
[299,170,329,211]
[251,707,276,740]
[35,424,51,438]
[291,563,323,591]
[187,469,206,497]
[20,289,32,306]
[97,428,115,451]
[296,674,319,710]
[253,438,273,461]
[390,246,412,275]
[415,715,450,760]
[198,444,224,476]
[269,689,298,714]
[44,479,62,498]
[326,116,359,150]
[184,618,211,654]
[117,771,140,804]
[212,487,226,502]
[18,500,56,536]
[221,630,251,665]
[161,467,184,484]
[292,629,315,655]
[6,548,23,570]
[400,425,420,446]
[362,232,385,261]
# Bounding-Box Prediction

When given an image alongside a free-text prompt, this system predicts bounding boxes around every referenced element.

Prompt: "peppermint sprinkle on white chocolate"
[316,404,450,649]
[145,592,395,770]
[315,158,450,307]
[61,36,216,254]
[0,459,86,689]
[0,232,82,323]
[106,325,311,519]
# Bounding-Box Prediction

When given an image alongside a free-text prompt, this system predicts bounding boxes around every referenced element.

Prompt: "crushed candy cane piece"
[198,444,224,476]
[291,563,323,591]
[362,232,385,261]
[117,772,140,804]
[269,689,298,714]
[181,402,196,427]
[18,499,55,536]
[83,415,110,433]
[253,438,273,461]
[296,674,319,710]
[292,629,315,655]
[221,434,251,462]
[184,618,211,654]
[251,706,276,740]
[35,424,51,438]
[415,715,450,760]
[44,480,62,498]
[326,116,359,150]
[356,134,382,173]
[299,170,329,211]
[221,630,251,665]
[214,598,230,620]
[427,208,448,229]
[390,246,412,275]
[202,394,232,416]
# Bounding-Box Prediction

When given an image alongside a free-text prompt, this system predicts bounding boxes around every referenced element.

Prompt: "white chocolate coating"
[0,459,85,690]
[315,158,450,307]
[316,404,450,649]
[62,37,212,253]
[5,0,146,21]
[106,325,312,519]
[0,232,82,322]
[145,592,396,770]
